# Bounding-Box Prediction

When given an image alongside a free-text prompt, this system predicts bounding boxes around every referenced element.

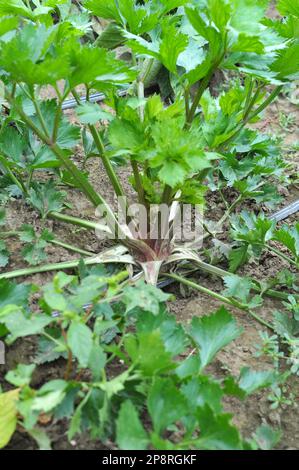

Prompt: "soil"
[1,13,299,451]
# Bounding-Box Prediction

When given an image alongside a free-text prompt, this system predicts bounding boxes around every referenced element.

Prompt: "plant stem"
[131,158,145,204]
[137,80,145,121]
[185,43,226,127]
[265,244,297,267]
[71,88,126,198]
[42,331,66,350]
[0,231,18,237]
[88,124,125,198]
[248,85,283,122]
[5,90,105,208]
[161,185,173,206]
[184,86,190,121]
[0,227,93,256]
[26,169,34,190]
[0,162,28,196]
[184,258,299,302]
[220,85,283,149]
[185,69,214,127]
[61,329,73,380]
[243,82,263,121]
[0,258,98,280]
[216,195,243,228]
[138,58,156,87]
[243,77,254,117]
[31,93,50,137]
[49,239,95,257]
[165,272,274,330]
[167,272,245,306]
[5,89,126,237]
[50,210,119,237]
[52,101,62,143]
[49,211,100,230]
[89,125,125,196]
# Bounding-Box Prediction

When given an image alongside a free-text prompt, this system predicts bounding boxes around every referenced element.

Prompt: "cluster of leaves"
[207,127,287,209]
[0,207,61,267]
[229,211,299,271]
[0,268,284,450]
[253,294,299,409]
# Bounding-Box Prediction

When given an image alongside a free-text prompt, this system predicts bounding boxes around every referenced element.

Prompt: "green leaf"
[0,16,18,37]
[184,56,212,86]
[159,162,187,187]
[228,245,249,272]
[125,330,174,376]
[19,226,54,266]
[238,367,281,395]
[69,46,135,88]
[225,366,283,399]
[181,376,223,414]
[28,181,67,218]
[185,6,217,42]
[30,146,60,170]
[148,378,188,434]
[195,405,242,450]
[277,0,299,17]
[0,0,29,18]
[113,0,158,34]
[158,23,188,74]
[0,389,19,449]
[145,118,213,188]
[88,343,106,380]
[230,211,275,257]
[84,0,123,22]
[0,280,32,309]
[123,280,170,315]
[189,307,242,369]
[0,305,52,344]
[253,424,281,450]
[230,0,269,36]
[5,364,35,387]
[32,100,80,149]
[99,369,131,399]
[231,33,264,54]
[32,390,66,413]
[270,43,299,80]
[35,335,67,364]
[96,22,125,49]
[0,24,70,85]
[77,102,113,125]
[18,224,36,243]
[116,400,149,450]
[0,126,27,167]
[67,322,93,368]
[223,273,252,303]
[136,309,187,356]
[274,224,299,259]
[43,289,67,312]
[125,22,188,74]
[207,0,231,32]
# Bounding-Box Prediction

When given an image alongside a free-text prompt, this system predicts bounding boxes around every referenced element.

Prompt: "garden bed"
[0,0,298,452]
